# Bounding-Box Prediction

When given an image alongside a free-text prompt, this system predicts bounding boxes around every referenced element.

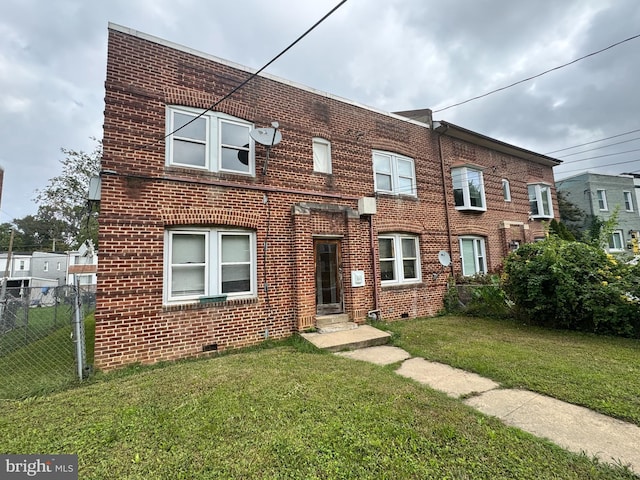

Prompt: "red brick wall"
[439,136,557,273]
[97,26,557,370]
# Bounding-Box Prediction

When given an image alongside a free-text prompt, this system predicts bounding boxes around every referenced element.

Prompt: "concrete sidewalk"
[340,346,640,474]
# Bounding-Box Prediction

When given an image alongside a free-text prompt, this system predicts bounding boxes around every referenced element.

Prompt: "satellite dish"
[249,127,282,146]
[438,250,451,267]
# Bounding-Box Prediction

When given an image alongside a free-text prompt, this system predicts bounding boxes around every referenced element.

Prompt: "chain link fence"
[0,284,95,399]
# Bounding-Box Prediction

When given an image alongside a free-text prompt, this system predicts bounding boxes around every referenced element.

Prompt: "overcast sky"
[1,0,639,222]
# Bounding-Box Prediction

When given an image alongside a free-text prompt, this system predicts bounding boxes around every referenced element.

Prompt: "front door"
[315,240,343,315]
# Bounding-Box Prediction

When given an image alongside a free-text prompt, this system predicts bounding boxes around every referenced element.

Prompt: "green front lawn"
[0,315,94,399]
[381,316,640,425]
[0,341,635,479]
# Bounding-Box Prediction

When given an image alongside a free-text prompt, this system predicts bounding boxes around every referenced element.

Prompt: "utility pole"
[0,228,15,319]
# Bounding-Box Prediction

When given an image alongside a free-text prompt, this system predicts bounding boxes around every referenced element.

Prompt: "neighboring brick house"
[557,172,640,252]
[96,24,560,370]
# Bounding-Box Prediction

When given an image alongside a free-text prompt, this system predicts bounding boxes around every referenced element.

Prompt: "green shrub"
[444,274,512,318]
[502,236,640,337]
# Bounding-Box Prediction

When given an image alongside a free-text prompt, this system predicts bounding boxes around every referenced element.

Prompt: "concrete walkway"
[339,345,640,474]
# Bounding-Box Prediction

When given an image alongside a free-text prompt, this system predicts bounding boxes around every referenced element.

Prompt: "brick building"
[96,24,560,370]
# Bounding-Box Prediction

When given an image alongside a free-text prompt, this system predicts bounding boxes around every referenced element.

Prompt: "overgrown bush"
[443,274,512,318]
[502,235,640,337]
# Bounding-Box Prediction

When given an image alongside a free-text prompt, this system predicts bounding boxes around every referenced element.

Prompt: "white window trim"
[502,179,511,202]
[312,137,332,174]
[379,234,421,285]
[373,151,416,196]
[166,105,255,176]
[452,166,487,211]
[164,227,257,305]
[596,189,608,211]
[43,261,49,272]
[459,236,487,277]
[608,230,624,252]
[528,183,554,219]
[623,191,634,212]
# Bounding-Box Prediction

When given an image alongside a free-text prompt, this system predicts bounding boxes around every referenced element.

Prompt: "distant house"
[0,241,97,292]
[67,240,98,291]
[95,24,561,370]
[30,252,69,286]
[0,253,31,279]
[556,172,640,252]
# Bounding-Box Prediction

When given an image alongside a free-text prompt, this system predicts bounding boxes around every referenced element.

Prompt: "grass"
[0,314,95,399]
[0,303,73,357]
[0,341,636,479]
[379,316,640,425]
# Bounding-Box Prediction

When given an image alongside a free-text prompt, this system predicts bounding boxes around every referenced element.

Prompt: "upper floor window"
[596,189,608,211]
[19,260,25,271]
[164,227,256,304]
[373,151,416,196]
[452,166,486,211]
[528,183,553,219]
[378,234,421,284]
[313,137,331,174]
[166,106,255,175]
[624,191,634,212]
[57,262,61,271]
[459,236,487,276]
[502,179,511,202]
[43,261,49,272]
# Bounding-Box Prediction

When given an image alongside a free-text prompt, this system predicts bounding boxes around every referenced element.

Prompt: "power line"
[557,147,640,165]
[555,157,640,176]
[556,136,640,158]
[545,128,640,154]
[433,32,640,114]
[136,0,348,152]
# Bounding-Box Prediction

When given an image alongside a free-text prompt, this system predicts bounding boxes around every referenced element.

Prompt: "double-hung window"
[452,166,486,211]
[378,234,420,284]
[313,138,332,174]
[459,236,487,276]
[165,228,256,303]
[43,261,49,272]
[373,151,416,196]
[166,106,255,175]
[624,191,634,212]
[596,189,608,211]
[502,179,511,202]
[528,183,554,219]
[608,230,624,252]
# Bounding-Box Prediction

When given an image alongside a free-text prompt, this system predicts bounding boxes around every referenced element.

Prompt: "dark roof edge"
[433,120,562,167]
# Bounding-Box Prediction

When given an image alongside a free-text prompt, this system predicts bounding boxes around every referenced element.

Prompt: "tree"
[34,140,101,248]
[583,207,620,249]
[557,190,584,239]
[549,219,575,241]
[14,213,71,252]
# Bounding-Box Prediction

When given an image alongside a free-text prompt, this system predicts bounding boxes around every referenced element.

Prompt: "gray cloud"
[1,0,638,222]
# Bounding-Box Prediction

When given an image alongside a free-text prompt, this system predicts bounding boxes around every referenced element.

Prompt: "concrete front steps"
[301,319,391,352]
[315,313,358,334]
